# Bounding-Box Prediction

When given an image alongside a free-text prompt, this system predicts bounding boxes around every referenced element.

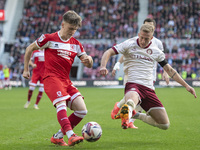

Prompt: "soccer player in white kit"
[111,18,169,129]
[100,24,196,130]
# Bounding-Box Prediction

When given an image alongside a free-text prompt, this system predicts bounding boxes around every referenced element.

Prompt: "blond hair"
[140,24,154,33]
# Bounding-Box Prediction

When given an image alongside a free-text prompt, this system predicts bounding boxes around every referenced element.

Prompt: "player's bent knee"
[39,87,44,92]
[157,123,170,130]
[29,86,35,91]
[74,110,88,118]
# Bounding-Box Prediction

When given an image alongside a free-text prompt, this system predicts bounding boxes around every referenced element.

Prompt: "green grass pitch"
[0,87,200,150]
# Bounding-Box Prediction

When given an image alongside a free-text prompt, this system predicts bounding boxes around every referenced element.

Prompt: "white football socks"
[53,129,64,139]
[117,97,125,108]
[66,130,74,139]
[126,99,136,119]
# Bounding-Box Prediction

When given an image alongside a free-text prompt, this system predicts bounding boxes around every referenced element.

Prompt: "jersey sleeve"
[155,38,164,52]
[157,51,166,62]
[113,39,132,54]
[35,34,50,49]
[77,42,86,57]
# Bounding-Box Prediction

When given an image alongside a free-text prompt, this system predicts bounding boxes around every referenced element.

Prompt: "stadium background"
[0,0,200,87]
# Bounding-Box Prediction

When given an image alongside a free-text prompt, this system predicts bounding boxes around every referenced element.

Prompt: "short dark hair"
[143,18,156,28]
[63,10,82,27]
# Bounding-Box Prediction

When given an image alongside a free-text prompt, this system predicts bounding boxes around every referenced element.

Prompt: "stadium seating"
[3,0,200,80]
[148,0,200,39]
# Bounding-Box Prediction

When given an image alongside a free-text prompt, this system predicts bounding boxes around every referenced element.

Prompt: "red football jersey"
[31,49,45,75]
[35,32,86,79]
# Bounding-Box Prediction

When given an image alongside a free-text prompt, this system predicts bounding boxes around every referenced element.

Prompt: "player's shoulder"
[44,32,58,39]
[152,36,164,51]
[37,32,58,43]
[69,37,81,45]
[152,36,162,44]
[128,36,138,42]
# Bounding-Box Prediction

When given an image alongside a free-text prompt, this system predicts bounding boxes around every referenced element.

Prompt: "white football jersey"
[113,37,165,90]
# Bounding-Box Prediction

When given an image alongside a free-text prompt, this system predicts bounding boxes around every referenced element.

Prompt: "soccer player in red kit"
[24,49,44,109]
[23,11,93,146]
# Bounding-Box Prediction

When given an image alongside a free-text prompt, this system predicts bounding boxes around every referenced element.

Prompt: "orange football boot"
[50,135,68,146]
[68,134,84,146]
[111,102,120,119]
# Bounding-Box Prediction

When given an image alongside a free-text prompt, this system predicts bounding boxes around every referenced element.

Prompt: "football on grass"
[82,121,102,142]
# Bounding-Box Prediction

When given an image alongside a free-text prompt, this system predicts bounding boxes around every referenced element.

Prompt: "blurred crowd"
[148,0,200,39]
[1,0,200,81]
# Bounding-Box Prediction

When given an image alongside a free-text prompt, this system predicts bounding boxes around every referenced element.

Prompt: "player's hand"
[32,64,37,68]
[81,55,93,68]
[112,62,120,76]
[162,71,169,85]
[23,71,30,79]
[186,85,197,98]
[100,67,108,76]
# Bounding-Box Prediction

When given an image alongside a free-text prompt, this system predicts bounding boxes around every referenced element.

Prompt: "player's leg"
[44,77,70,146]
[132,88,170,130]
[34,85,44,109]
[46,77,83,146]
[34,78,44,109]
[51,101,70,146]
[65,86,87,146]
[24,85,35,108]
[111,96,125,119]
[25,74,38,108]
[133,108,170,130]
[4,77,8,90]
[69,96,87,128]
[128,105,143,129]
[120,90,140,129]
[53,97,86,146]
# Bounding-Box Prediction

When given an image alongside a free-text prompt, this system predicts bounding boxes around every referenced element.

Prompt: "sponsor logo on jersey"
[57,49,71,60]
[130,53,153,62]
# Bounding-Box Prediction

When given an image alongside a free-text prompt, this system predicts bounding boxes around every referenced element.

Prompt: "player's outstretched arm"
[23,42,39,79]
[100,48,116,76]
[80,54,93,68]
[163,64,197,98]
[162,70,169,85]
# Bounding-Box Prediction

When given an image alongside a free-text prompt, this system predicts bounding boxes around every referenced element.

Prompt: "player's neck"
[58,30,71,41]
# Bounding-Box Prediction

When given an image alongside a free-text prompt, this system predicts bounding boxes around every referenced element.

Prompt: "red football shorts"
[125,82,164,113]
[43,76,82,108]
[29,72,43,86]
